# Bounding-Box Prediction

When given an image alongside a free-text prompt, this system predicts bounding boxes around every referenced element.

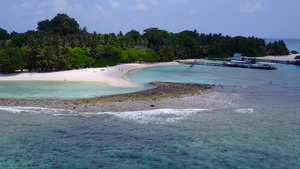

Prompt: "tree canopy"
[37,13,80,36]
[0,28,10,40]
[0,13,290,73]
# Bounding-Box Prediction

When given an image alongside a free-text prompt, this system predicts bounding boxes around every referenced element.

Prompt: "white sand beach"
[0,62,179,87]
[0,54,298,87]
[255,54,299,61]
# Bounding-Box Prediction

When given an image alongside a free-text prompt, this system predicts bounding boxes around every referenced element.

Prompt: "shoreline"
[0,54,298,86]
[255,53,298,61]
[0,62,179,87]
[0,55,297,113]
[0,82,235,112]
[0,62,234,113]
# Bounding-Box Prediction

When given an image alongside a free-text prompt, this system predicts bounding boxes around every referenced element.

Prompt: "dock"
[181,61,277,70]
[255,59,299,65]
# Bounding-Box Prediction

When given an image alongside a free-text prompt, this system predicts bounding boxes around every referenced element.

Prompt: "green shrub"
[291,50,298,54]
[94,59,116,67]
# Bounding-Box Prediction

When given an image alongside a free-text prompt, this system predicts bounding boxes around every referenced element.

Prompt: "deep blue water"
[1,106,299,168]
[1,61,300,168]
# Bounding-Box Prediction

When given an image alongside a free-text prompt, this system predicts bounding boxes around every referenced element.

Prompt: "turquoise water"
[129,64,300,87]
[1,63,300,168]
[1,64,299,98]
[1,37,298,99]
[0,106,299,168]
[0,81,148,99]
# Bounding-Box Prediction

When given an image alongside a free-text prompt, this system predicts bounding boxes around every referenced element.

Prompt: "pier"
[181,60,277,70]
[255,59,299,65]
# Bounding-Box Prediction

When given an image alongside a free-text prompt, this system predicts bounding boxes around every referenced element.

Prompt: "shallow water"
[129,63,300,87]
[0,81,148,99]
[1,61,300,168]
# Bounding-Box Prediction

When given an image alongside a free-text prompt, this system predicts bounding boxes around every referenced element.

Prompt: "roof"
[294,55,300,59]
[133,46,148,50]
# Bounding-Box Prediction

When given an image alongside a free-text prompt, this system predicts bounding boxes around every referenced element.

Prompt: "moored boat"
[231,53,256,64]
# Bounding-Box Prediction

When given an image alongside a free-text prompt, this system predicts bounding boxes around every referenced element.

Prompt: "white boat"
[231,53,256,64]
[254,62,277,69]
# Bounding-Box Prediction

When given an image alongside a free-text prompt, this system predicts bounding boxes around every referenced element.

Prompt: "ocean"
[0,39,300,168]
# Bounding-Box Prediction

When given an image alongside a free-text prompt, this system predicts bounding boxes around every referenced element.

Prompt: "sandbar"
[0,62,238,112]
[0,62,179,87]
[0,82,238,112]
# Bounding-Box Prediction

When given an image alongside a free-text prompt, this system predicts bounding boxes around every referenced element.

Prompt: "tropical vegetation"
[0,13,290,73]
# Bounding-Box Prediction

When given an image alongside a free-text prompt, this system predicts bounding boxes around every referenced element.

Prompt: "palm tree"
[26,36,40,70]
[37,46,58,71]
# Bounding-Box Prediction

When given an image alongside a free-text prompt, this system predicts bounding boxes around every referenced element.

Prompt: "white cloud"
[133,0,159,11]
[50,0,81,12]
[38,1,50,8]
[168,0,187,4]
[136,3,149,10]
[21,3,29,8]
[183,21,191,25]
[11,2,32,10]
[136,0,159,5]
[74,4,82,11]
[52,0,69,11]
[240,3,264,13]
[190,10,196,14]
[109,0,120,8]
[149,0,159,5]
[95,4,106,15]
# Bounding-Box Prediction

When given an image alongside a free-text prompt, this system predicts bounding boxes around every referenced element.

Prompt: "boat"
[231,53,256,64]
[250,62,277,70]
[221,61,276,70]
[222,53,276,70]
[183,53,276,70]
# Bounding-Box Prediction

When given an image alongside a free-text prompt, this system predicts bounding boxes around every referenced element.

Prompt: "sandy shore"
[0,62,179,87]
[0,62,239,112]
[0,54,297,86]
[0,56,297,113]
[0,82,238,112]
[255,54,299,61]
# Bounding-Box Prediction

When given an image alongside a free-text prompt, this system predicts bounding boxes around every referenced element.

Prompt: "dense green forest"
[0,13,289,73]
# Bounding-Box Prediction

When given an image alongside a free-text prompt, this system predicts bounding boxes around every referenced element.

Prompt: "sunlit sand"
[0,62,179,87]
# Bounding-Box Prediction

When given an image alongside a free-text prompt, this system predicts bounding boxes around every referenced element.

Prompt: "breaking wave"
[83,109,208,124]
[235,108,254,114]
[0,106,76,115]
[0,106,208,124]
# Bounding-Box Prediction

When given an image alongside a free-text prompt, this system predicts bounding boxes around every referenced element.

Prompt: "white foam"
[0,106,76,115]
[0,106,208,124]
[235,108,254,114]
[83,109,208,124]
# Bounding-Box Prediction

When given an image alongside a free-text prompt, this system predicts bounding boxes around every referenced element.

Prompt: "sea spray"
[235,108,255,114]
[0,106,77,115]
[0,106,299,168]
[84,109,209,124]
[0,106,208,124]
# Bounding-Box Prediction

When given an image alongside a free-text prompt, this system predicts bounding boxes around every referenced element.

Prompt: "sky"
[0,0,299,38]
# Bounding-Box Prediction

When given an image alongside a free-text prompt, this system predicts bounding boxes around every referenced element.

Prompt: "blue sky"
[0,0,299,38]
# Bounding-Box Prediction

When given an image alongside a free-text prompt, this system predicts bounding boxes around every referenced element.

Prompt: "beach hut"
[133,46,148,50]
[294,55,300,61]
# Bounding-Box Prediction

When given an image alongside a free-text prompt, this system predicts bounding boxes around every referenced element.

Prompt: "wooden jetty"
[181,61,277,70]
[256,59,299,65]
